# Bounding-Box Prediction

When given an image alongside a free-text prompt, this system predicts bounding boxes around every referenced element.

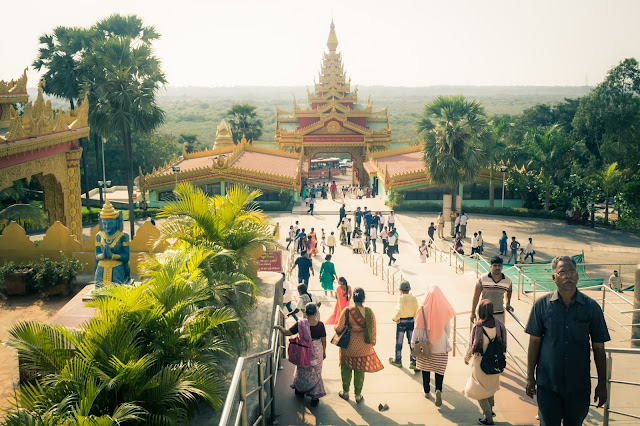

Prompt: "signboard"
[255,250,282,272]
[303,136,365,143]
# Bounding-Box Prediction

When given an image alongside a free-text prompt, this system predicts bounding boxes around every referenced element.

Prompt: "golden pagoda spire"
[327,20,338,52]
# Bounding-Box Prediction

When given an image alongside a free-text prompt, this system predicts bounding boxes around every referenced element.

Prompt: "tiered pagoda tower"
[275,20,392,184]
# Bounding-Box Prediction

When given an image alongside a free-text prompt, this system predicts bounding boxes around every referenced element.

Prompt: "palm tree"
[417,95,488,211]
[523,125,572,211]
[84,35,166,237]
[33,26,95,207]
[226,104,263,144]
[592,162,627,224]
[157,183,274,280]
[484,117,512,206]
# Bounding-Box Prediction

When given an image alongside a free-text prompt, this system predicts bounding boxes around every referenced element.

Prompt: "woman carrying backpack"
[462,299,507,425]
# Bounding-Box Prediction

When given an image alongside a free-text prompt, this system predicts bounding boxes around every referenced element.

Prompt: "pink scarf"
[414,285,456,344]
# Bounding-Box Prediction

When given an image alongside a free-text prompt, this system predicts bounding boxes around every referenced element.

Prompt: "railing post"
[633,265,640,348]
[602,284,606,313]
[603,353,613,425]
[533,280,537,303]
[453,315,457,357]
[240,370,248,426]
[517,268,521,300]
[258,360,266,426]
[269,354,277,423]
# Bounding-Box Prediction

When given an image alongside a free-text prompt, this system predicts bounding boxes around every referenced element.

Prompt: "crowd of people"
[278,192,611,424]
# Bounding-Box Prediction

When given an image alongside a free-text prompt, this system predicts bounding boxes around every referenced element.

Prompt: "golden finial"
[327,20,338,52]
[100,199,119,219]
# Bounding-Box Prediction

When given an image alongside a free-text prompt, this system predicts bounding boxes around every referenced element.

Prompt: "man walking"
[369,223,378,253]
[608,270,622,292]
[459,212,468,238]
[330,180,337,200]
[525,255,610,425]
[428,222,436,246]
[477,231,484,255]
[471,256,513,323]
[471,232,479,255]
[307,196,315,215]
[337,203,346,228]
[327,231,336,255]
[437,212,445,239]
[380,226,389,255]
[290,250,314,285]
[295,228,307,253]
[354,207,362,231]
[286,225,295,250]
[387,231,397,265]
[389,281,419,369]
[507,236,521,264]
[524,237,535,263]
[346,218,353,245]
[387,211,396,231]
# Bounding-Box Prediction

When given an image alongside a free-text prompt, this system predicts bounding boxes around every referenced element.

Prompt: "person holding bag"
[274,303,326,407]
[462,299,507,425]
[334,288,383,403]
[411,285,456,407]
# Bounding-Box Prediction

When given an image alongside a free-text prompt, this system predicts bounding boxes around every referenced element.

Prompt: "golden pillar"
[65,148,83,241]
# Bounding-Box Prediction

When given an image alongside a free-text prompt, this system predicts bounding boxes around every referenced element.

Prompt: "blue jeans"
[394,318,415,363]
[525,252,534,263]
[285,301,298,321]
[508,249,518,264]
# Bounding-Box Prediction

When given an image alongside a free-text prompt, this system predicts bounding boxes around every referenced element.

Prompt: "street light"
[499,165,509,208]
[172,166,181,188]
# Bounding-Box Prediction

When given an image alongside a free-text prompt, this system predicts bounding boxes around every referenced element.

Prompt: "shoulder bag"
[287,320,311,368]
[331,307,351,348]
[412,306,433,358]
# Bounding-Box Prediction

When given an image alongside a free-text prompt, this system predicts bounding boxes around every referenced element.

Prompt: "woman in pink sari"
[411,285,456,407]
[325,277,352,325]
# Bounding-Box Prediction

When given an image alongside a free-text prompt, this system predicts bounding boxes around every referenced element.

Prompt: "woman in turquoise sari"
[319,254,337,296]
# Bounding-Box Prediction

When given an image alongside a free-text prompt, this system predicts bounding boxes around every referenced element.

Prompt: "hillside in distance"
[158,85,591,149]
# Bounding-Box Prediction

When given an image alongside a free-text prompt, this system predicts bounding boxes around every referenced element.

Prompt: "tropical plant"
[0,204,46,231]
[522,124,573,211]
[226,104,263,144]
[484,116,512,206]
[417,95,488,211]
[591,162,627,224]
[84,23,166,237]
[157,183,274,280]
[2,245,241,424]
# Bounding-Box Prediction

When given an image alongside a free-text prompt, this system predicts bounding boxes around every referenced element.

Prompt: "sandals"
[378,403,389,412]
[355,394,364,403]
[338,391,349,401]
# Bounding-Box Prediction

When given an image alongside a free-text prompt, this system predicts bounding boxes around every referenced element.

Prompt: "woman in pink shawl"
[411,285,456,407]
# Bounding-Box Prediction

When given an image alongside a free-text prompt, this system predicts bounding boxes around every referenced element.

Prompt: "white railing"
[218,310,286,426]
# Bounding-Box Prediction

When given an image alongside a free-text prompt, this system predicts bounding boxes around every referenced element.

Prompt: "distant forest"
[32,85,591,150]
[156,85,591,149]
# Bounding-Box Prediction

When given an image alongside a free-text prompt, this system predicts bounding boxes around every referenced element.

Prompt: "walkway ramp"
[272,214,539,425]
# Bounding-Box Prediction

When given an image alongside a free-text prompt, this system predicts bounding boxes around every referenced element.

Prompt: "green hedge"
[395,201,565,219]
[82,208,162,223]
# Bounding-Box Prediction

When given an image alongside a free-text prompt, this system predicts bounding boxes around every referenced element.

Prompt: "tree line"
[417,58,640,228]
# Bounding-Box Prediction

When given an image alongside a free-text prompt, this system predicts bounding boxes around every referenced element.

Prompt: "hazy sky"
[1,0,639,88]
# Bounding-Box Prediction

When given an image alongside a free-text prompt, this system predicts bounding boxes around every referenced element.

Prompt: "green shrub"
[278,189,296,210]
[0,255,83,297]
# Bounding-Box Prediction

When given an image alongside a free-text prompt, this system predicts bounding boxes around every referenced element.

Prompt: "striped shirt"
[477,272,512,313]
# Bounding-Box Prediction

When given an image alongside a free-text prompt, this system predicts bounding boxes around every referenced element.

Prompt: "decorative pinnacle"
[327,19,338,52]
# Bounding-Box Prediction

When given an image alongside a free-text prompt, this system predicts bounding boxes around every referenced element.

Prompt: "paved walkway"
[272,208,541,425]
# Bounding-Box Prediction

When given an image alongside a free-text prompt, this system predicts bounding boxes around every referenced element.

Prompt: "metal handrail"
[218,305,285,426]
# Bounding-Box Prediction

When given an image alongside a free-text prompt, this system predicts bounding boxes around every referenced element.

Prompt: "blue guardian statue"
[94,200,131,285]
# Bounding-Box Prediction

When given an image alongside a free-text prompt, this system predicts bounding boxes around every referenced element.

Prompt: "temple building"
[143,21,504,207]
[0,71,89,240]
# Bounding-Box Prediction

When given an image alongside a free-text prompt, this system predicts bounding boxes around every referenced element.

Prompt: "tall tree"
[573,58,640,169]
[180,132,198,153]
[32,26,94,207]
[592,162,627,224]
[417,95,487,211]
[484,116,511,207]
[84,27,166,237]
[523,125,573,211]
[226,104,263,144]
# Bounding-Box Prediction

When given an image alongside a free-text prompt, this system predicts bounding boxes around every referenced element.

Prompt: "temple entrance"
[303,146,367,188]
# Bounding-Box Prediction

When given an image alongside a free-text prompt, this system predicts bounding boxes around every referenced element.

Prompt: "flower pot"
[46,283,69,297]
[4,272,28,296]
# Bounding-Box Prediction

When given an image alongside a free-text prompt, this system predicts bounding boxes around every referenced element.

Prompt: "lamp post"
[500,165,508,208]
[172,166,181,188]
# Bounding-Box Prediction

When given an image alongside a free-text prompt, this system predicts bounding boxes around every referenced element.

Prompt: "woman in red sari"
[326,277,352,325]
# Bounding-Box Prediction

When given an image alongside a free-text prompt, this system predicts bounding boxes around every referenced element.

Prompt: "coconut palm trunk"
[489,166,495,207]
[122,128,136,237]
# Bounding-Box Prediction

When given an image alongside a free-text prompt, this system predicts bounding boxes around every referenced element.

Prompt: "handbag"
[287,321,311,367]
[331,307,351,348]
[412,306,433,358]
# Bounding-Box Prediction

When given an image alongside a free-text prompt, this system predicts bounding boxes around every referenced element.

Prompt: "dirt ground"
[0,284,86,414]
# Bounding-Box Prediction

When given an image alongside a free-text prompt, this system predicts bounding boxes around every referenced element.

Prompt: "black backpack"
[480,328,506,375]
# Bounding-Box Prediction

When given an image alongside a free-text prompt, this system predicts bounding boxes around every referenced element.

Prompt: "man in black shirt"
[337,204,346,228]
